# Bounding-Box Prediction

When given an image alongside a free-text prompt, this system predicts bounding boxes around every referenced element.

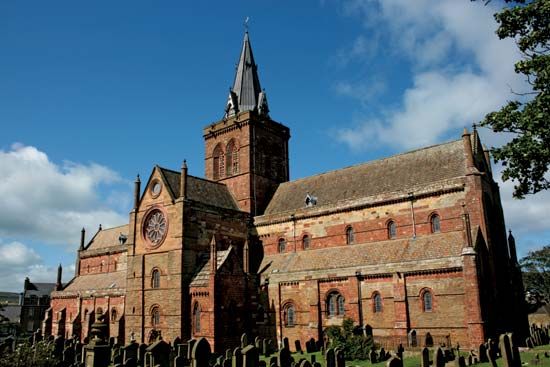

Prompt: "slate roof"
[232,32,262,113]
[190,249,232,287]
[159,167,240,211]
[25,283,56,298]
[60,271,126,295]
[86,224,129,251]
[263,139,467,216]
[260,231,465,277]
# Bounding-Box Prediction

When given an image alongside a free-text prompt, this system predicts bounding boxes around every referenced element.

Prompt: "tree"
[475,0,550,199]
[520,245,550,311]
[325,318,373,360]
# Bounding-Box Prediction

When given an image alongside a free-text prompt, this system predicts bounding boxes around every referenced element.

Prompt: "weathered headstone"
[454,356,466,367]
[478,344,488,363]
[255,337,262,349]
[396,344,404,360]
[299,360,312,367]
[283,337,290,351]
[145,339,171,367]
[187,339,197,360]
[192,338,211,367]
[263,339,270,357]
[370,349,378,364]
[425,333,434,347]
[269,356,278,367]
[499,334,513,367]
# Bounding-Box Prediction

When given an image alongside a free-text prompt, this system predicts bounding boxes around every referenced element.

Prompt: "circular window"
[143,209,167,247]
[151,181,162,197]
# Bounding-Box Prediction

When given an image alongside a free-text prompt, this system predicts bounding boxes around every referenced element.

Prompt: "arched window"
[193,302,201,333]
[284,304,296,327]
[302,235,311,250]
[430,214,441,233]
[151,306,160,327]
[111,308,117,322]
[373,292,383,313]
[213,144,224,180]
[151,269,160,289]
[278,238,286,253]
[422,290,433,312]
[327,291,345,317]
[388,220,397,239]
[226,140,239,176]
[346,226,354,245]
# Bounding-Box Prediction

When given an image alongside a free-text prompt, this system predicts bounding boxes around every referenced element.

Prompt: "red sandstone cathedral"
[46,32,527,352]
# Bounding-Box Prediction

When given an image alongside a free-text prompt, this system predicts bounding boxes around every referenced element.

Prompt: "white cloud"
[335,0,526,150]
[0,144,128,247]
[0,241,41,267]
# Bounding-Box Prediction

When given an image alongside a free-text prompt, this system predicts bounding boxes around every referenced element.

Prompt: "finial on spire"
[244,16,250,33]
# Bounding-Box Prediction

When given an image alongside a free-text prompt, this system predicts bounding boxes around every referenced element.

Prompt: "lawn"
[261,346,550,367]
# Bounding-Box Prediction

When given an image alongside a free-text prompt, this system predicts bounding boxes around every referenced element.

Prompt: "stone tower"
[204,31,290,215]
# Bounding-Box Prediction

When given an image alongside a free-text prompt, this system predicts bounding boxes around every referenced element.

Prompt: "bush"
[0,341,60,367]
[325,318,373,360]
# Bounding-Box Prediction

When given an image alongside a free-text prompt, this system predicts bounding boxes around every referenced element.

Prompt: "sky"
[1,1,548,292]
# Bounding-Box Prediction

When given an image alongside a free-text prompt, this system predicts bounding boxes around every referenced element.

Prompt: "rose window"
[144,210,167,245]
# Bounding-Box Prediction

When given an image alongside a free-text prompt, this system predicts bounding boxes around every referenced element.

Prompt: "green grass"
[260,346,550,367]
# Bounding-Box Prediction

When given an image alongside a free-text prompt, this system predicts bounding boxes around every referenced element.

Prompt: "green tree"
[476,0,550,198]
[325,318,373,360]
[520,245,550,310]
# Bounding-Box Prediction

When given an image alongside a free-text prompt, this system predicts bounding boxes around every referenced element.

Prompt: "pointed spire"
[56,264,63,291]
[134,174,141,209]
[80,228,86,250]
[210,235,217,274]
[225,32,269,118]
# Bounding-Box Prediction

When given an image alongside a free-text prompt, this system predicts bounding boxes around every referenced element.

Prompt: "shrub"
[325,318,373,360]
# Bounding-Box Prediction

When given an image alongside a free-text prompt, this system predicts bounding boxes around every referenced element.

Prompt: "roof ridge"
[99,224,128,232]
[157,166,227,187]
[282,138,462,186]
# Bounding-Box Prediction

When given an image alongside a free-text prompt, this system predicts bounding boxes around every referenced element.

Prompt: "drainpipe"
[355,271,363,328]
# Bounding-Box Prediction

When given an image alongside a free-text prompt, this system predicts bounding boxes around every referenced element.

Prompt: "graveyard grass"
[258,346,550,367]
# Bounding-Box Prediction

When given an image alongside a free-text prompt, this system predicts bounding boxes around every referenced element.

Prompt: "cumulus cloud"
[0,144,128,247]
[335,0,525,150]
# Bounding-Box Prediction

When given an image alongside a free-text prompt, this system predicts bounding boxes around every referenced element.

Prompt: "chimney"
[56,264,62,291]
[24,277,30,292]
[80,228,85,250]
[210,236,217,274]
[180,160,188,199]
[134,174,141,209]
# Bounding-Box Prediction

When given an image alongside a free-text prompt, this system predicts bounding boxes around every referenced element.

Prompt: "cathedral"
[46,32,527,352]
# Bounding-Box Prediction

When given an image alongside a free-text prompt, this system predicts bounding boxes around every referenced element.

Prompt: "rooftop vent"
[305,193,317,207]
[118,233,127,245]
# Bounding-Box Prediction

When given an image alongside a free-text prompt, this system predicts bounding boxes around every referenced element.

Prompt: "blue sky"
[1,1,548,292]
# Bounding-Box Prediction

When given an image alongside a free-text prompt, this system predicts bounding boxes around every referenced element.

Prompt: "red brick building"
[47,32,527,351]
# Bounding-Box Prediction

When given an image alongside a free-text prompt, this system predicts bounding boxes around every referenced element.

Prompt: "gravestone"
[241,334,248,348]
[299,360,312,367]
[192,338,211,367]
[421,347,429,367]
[455,356,466,367]
[187,339,197,360]
[270,356,278,367]
[125,357,137,367]
[379,348,387,361]
[242,345,259,367]
[336,349,345,367]
[263,339,270,357]
[139,343,148,366]
[508,333,521,367]
[478,344,488,363]
[434,347,445,367]
[145,339,171,367]
[295,340,302,353]
[386,356,403,367]
[526,337,534,349]
[283,337,290,351]
[486,347,497,367]
[396,344,404,360]
[279,346,292,367]
[499,334,513,367]
[370,349,378,363]
[325,348,335,367]
[255,337,262,349]
[311,354,316,364]
[232,347,243,367]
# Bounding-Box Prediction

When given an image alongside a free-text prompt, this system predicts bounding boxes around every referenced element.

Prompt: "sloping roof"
[159,167,240,211]
[190,249,233,287]
[0,305,21,323]
[260,231,465,277]
[86,224,129,251]
[264,139,467,216]
[26,283,56,297]
[59,271,126,295]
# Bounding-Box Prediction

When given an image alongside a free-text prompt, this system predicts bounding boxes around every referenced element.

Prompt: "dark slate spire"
[225,32,269,118]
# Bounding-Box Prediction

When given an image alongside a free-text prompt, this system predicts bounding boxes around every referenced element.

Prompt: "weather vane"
[244,16,250,32]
